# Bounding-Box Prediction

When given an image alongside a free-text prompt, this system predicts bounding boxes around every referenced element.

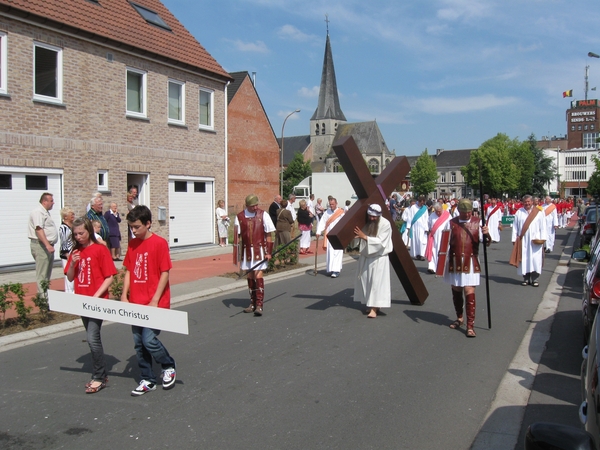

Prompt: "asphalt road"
[0,227,574,449]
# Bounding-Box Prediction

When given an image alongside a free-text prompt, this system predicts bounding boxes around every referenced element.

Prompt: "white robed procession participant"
[510,194,548,287]
[400,201,413,246]
[485,198,503,243]
[316,197,345,278]
[353,204,393,318]
[407,196,429,260]
[425,203,451,274]
[542,196,558,253]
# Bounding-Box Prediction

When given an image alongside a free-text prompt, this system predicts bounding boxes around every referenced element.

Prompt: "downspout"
[224,81,230,243]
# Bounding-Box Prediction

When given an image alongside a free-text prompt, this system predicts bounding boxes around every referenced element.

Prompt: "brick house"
[227,71,279,214]
[0,0,232,268]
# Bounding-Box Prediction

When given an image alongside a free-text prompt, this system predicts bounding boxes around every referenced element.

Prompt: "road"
[0,227,574,449]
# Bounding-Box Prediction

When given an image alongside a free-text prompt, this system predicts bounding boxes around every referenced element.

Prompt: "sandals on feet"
[466,328,477,338]
[85,380,106,394]
[532,281,539,287]
[449,319,463,329]
[85,377,108,388]
[521,281,530,286]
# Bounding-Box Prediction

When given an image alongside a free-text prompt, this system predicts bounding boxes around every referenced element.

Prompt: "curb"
[470,227,578,449]
[0,256,349,353]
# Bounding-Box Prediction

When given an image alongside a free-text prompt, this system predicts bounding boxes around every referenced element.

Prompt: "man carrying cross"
[316,197,345,278]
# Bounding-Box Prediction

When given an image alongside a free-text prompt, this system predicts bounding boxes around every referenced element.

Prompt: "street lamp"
[589,52,600,58]
[280,109,301,197]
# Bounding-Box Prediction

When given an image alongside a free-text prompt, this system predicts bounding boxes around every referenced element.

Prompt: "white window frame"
[440,173,446,183]
[199,88,214,130]
[168,79,185,125]
[126,67,147,118]
[97,170,109,192]
[0,32,7,95]
[33,41,63,104]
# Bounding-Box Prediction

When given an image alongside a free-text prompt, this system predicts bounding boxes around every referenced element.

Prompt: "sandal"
[466,328,477,338]
[521,281,530,286]
[85,380,106,394]
[449,318,463,329]
[532,281,539,287]
[85,377,108,388]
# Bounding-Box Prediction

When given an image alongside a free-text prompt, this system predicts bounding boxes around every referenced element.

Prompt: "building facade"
[0,0,231,267]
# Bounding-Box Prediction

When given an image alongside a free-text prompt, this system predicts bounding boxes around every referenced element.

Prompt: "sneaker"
[162,368,176,390]
[131,380,156,396]
[331,272,339,278]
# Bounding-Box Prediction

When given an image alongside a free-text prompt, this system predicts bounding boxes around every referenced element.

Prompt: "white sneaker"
[162,367,176,390]
[131,379,156,396]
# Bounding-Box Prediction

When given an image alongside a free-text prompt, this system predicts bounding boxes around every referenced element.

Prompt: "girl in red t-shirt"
[66,217,117,394]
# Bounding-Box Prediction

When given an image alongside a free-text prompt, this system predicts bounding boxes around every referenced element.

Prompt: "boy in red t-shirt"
[122,205,176,396]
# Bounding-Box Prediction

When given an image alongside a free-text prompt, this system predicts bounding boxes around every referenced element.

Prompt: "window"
[168,79,185,124]
[199,89,213,129]
[97,170,108,191]
[571,125,576,131]
[566,171,587,181]
[130,2,172,31]
[315,123,320,135]
[321,123,325,134]
[25,175,48,190]
[440,173,446,183]
[174,181,187,192]
[0,32,6,95]
[451,172,456,183]
[194,182,206,192]
[33,42,62,103]
[0,174,11,189]
[583,133,600,149]
[565,156,587,165]
[368,158,379,173]
[126,68,147,117]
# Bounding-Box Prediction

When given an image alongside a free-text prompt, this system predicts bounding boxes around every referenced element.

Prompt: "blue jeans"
[82,317,106,381]
[131,326,175,383]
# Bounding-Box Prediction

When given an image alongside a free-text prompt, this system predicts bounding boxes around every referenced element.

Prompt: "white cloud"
[277,110,302,119]
[436,0,492,22]
[277,24,319,43]
[411,94,518,114]
[227,39,270,54]
[298,86,320,98]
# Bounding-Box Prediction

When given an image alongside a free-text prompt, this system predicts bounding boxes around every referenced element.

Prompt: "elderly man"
[235,194,275,316]
[442,199,490,338]
[542,196,559,253]
[28,192,58,293]
[286,193,297,222]
[316,197,345,278]
[353,204,393,318]
[425,203,451,274]
[86,195,109,241]
[510,194,548,287]
[269,194,282,226]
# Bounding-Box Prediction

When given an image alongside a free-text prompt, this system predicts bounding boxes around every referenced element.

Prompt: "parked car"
[524,304,600,449]
[581,206,600,247]
[579,238,600,342]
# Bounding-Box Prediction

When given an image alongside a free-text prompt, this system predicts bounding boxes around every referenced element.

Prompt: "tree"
[587,155,600,199]
[410,149,438,197]
[282,152,311,198]
[527,133,556,197]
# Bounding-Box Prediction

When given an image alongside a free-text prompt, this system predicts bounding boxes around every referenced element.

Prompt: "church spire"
[311,25,346,121]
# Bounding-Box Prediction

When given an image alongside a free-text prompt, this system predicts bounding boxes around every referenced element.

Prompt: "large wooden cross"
[327,136,429,305]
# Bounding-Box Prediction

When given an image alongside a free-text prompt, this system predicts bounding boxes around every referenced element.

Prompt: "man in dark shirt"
[269,195,282,226]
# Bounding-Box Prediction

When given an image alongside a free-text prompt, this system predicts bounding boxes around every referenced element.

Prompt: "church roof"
[311,33,346,121]
[277,135,311,165]
[331,121,392,157]
[434,149,474,168]
[0,0,231,81]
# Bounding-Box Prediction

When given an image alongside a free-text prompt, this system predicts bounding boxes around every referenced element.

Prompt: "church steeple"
[311,29,346,121]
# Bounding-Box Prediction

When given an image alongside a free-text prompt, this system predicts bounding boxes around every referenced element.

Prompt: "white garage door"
[168,177,214,247]
[0,169,64,268]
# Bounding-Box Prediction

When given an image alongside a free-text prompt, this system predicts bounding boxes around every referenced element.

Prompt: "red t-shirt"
[123,233,172,308]
[65,243,117,298]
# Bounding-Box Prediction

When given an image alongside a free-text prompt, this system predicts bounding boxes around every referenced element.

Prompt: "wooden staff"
[478,158,492,329]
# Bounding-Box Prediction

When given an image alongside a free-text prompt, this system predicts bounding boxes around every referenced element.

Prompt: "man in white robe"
[426,203,451,273]
[511,194,548,287]
[407,196,429,260]
[353,204,393,318]
[316,197,345,278]
[542,196,558,253]
[400,199,414,246]
[485,198,503,243]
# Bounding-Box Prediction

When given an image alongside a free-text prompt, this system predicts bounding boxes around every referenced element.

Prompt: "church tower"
[310,26,346,166]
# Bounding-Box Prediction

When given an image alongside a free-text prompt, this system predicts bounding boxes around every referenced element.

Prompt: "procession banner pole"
[478,158,492,329]
[237,234,301,279]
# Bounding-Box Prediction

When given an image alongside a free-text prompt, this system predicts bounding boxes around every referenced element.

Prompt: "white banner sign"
[48,290,189,335]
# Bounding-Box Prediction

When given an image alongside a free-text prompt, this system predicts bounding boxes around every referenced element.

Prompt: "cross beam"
[327,136,428,305]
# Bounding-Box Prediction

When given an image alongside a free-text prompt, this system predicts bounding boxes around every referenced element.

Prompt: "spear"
[237,235,301,279]
[478,158,492,329]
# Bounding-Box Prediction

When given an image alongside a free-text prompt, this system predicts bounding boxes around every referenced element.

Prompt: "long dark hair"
[70,217,99,250]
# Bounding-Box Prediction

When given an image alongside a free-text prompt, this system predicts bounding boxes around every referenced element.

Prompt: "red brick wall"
[227,76,279,214]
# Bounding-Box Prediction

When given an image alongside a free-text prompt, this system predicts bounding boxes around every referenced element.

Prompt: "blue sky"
[164,0,600,156]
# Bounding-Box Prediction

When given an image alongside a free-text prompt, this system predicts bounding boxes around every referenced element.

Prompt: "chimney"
[436,148,444,156]
[252,72,256,86]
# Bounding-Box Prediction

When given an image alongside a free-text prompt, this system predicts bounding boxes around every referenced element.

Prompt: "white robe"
[512,207,548,276]
[234,210,275,271]
[542,204,558,252]
[354,217,393,308]
[401,207,411,246]
[427,212,451,272]
[407,204,428,258]
[316,207,345,273]
[486,205,503,243]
